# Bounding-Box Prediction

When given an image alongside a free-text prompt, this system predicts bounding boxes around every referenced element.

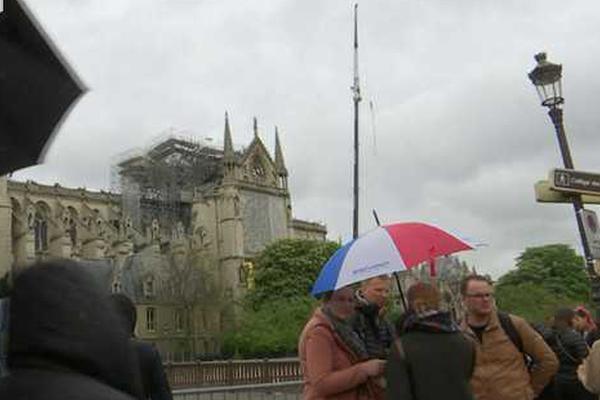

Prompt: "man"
[460,275,558,400]
[111,293,173,400]
[352,275,394,360]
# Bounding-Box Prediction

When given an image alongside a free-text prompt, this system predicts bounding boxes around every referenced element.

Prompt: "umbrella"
[0,0,86,176]
[311,222,483,296]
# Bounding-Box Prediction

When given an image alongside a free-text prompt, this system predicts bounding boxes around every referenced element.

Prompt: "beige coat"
[578,339,600,397]
[461,312,558,400]
[298,308,377,400]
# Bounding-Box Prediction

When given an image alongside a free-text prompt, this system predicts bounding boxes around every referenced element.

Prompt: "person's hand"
[361,359,386,377]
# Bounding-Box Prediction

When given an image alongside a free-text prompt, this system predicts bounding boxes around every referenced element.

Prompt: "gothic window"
[68,219,77,246]
[111,280,121,293]
[233,196,240,216]
[34,213,48,253]
[251,157,265,178]
[238,265,244,284]
[144,276,155,298]
[175,309,184,332]
[146,307,156,332]
[66,207,79,246]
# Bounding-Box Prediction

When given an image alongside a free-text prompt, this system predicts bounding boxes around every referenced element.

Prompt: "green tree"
[495,283,575,323]
[495,244,590,322]
[222,297,316,358]
[225,238,339,357]
[497,244,590,300]
[246,238,340,309]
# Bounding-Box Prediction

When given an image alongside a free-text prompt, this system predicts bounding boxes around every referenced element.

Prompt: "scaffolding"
[111,133,225,237]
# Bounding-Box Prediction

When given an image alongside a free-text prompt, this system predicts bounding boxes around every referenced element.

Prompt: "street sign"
[534,181,600,204]
[550,168,600,195]
[582,209,600,260]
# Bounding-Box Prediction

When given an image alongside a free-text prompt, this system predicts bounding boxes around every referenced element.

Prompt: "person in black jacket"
[545,308,594,400]
[111,293,173,400]
[352,275,395,360]
[386,282,475,400]
[0,259,143,400]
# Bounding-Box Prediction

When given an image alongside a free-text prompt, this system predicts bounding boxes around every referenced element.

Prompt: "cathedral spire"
[223,112,237,185]
[274,127,288,177]
[253,116,258,138]
[223,111,235,164]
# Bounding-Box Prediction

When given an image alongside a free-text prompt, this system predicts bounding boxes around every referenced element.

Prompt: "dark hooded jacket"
[386,310,475,400]
[0,260,143,400]
[541,326,588,383]
[111,293,173,400]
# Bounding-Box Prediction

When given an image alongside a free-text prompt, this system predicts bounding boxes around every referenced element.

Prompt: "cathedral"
[0,114,326,360]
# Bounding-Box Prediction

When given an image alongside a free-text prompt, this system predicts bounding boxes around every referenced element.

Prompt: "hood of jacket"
[401,310,459,334]
[7,260,142,398]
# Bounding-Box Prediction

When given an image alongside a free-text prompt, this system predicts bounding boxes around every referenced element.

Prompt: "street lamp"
[528,52,600,308]
[528,52,563,108]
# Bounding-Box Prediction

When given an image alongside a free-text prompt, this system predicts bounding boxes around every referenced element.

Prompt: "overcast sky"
[13,0,600,277]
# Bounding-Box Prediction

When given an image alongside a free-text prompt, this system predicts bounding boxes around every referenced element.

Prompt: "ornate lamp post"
[528,52,600,309]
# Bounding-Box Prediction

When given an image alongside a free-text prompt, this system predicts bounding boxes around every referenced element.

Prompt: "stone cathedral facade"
[0,115,326,360]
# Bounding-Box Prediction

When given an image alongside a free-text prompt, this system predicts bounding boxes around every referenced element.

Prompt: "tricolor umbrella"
[311,222,484,296]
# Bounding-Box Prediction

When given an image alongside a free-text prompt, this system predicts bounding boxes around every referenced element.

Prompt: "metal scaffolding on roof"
[111,135,225,237]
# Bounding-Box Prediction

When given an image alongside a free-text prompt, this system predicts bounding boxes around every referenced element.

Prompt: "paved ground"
[172,383,301,400]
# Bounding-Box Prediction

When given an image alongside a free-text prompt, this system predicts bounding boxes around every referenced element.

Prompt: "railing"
[172,381,302,400]
[165,358,302,389]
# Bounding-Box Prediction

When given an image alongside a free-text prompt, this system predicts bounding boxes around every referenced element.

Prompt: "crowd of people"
[299,274,600,400]
[3,259,600,400]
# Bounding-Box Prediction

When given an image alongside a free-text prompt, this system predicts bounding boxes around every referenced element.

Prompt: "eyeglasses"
[465,293,494,299]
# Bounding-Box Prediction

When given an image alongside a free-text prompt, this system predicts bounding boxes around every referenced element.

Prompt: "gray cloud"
[13,0,600,278]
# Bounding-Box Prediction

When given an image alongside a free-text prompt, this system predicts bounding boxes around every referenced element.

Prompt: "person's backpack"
[497,312,535,369]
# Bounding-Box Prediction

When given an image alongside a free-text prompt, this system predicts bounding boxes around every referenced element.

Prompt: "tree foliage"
[225,238,338,357]
[497,244,590,300]
[496,283,577,323]
[223,297,316,358]
[246,238,340,309]
[495,244,590,322]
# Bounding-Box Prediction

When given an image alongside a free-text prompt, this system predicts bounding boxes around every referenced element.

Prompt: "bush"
[495,282,581,324]
[223,297,317,358]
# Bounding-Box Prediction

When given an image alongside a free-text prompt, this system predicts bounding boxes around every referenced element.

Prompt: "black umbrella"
[0,0,86,176]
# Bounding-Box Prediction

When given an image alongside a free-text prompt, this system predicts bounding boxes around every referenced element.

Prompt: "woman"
[574,306,600,347]
[386,282,475,400]
[546,308,593,400]
[299,286,385,400]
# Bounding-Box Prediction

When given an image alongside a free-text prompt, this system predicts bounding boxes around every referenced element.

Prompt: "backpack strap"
[498,311,524,354]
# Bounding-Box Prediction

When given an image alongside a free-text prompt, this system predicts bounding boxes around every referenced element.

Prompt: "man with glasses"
[460,275,558,400]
